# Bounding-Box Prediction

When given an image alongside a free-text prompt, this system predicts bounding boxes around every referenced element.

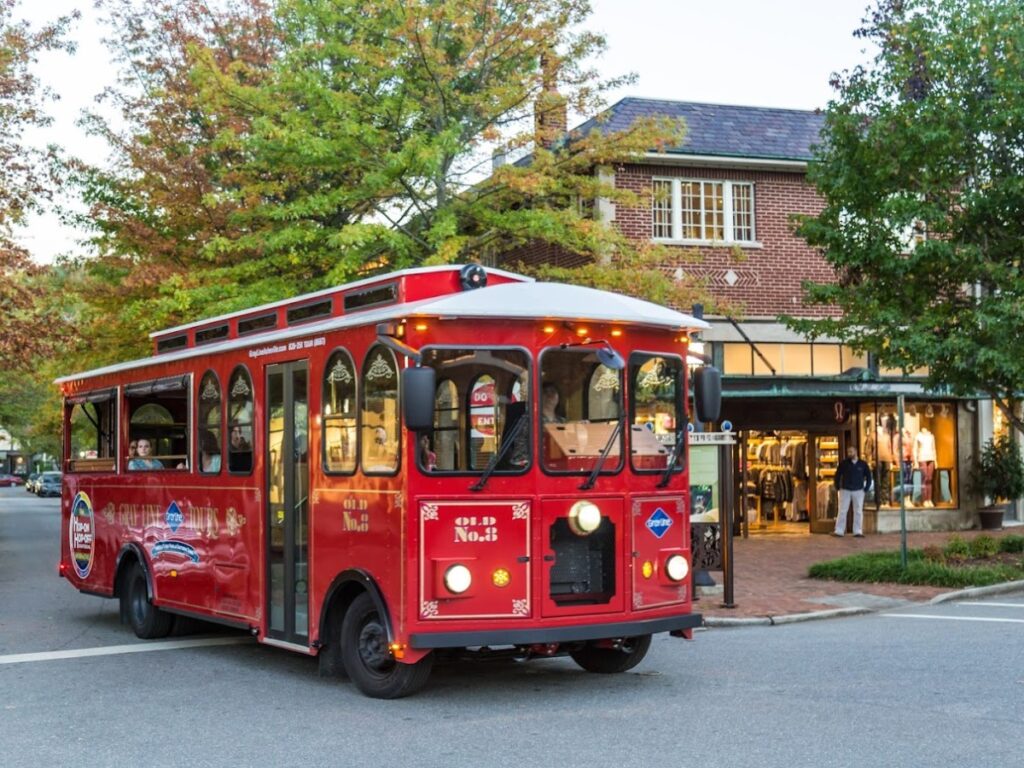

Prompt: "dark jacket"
[835,458,873,492]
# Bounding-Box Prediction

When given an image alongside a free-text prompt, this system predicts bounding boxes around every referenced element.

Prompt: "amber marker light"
[389,642,406,660]
[611,329,623,337]
[576,327,589,336]
[415,322,428,332]
[492,568,511,588]
[542,325,556,334]
[642,561,654,579]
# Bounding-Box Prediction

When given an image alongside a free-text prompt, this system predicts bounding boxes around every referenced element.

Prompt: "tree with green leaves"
[0,1,75,372]
[62,0,279,368]
[68,0,705,371]
[793,0,1024,431]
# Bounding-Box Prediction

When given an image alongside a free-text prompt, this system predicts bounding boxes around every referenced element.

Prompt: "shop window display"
[858,402,957,509]
[744,431,812,526]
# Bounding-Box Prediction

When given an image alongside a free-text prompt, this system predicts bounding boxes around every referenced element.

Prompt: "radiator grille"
[548,517,615,606]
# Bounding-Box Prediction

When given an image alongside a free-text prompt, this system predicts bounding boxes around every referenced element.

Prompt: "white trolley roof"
[57,270,707,385]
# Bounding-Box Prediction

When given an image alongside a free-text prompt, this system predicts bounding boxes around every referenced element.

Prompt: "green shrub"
[808,549,1024,588]
[1000,534,1024,553]
[945,535,970,559]
[922,544,945,564]
[969,535,999,558]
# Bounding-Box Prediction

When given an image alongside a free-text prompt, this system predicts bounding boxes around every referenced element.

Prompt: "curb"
[928,579,1024,604]
[704,606,871,628]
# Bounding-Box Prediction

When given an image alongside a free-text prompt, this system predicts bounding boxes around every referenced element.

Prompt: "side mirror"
[402,366,436,431]
[693,366,722,424]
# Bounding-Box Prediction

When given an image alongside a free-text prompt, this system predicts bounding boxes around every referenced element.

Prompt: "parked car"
[0,473,25,487]
[25,472,41,492]
[36,472,62,497]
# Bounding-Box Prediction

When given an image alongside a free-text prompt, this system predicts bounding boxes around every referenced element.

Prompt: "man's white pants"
[835,489,865,535]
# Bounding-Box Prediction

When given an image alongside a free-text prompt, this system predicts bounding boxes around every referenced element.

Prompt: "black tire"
[340,592,432,699]
[122,561,173,639]
[569,634,652,674]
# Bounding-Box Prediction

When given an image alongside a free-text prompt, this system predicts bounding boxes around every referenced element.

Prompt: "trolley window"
[361,345,400,474]
[197,370,222,474]
[417,348,530,474]
[629,353,684,474]
[126,376,189,471]
[323,349,357,474]
[66,389,117,472]
[540,348,623,475]
[227,366,254,474]
[195,324,229,345]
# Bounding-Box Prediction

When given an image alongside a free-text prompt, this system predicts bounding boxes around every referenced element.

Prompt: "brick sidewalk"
[697,527,1023,621]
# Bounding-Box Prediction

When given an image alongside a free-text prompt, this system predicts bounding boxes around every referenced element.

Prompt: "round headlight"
[443,564,472,594]
[568,500,602,535]
[665,554,689,582]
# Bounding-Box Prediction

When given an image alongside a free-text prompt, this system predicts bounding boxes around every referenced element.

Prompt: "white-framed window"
[651,177,756,243]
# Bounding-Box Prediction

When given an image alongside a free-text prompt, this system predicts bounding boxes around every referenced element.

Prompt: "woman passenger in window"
[200,431,221,473]
[129,439,163,470]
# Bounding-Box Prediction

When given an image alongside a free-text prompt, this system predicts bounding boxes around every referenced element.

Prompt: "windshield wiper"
[656,430,685,488]
[579,418,623,491]
[469,415,529,492]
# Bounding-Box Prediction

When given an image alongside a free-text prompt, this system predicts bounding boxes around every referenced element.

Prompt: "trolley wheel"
[340,592,432,699]
[122,561,173,639]
[569,634,652,674]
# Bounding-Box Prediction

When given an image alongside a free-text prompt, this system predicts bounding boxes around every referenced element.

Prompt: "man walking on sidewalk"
[833,445,872,537]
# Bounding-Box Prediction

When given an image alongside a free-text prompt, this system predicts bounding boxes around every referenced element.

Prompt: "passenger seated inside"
[541,383,564,424]
[200,431,221,473]
[129,438,163,470]
[497,401,529,469]
[228,425,253,472]
[419,433,436,471]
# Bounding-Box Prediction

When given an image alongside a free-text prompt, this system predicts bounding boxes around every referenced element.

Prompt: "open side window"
[66,389,117,472]
[125,375,190,471]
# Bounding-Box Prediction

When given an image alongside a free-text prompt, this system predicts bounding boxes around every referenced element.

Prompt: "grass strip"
[808,549,1024,588]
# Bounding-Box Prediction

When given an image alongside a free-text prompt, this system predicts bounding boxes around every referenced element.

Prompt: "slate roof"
[572,98,825,162]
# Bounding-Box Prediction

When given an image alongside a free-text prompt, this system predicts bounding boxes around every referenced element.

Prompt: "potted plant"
[969,433,1024,530]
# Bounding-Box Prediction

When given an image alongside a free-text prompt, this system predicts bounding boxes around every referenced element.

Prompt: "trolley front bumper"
[409,612,702,649]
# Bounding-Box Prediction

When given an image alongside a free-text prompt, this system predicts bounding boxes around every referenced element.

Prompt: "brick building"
[501,97,1005,535]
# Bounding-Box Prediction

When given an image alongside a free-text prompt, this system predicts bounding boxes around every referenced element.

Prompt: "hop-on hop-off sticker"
[69,492,95,578]
[645,507,673,539]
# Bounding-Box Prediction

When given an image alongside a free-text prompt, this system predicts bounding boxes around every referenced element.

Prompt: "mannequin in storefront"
[876,415,896,505]
[833,445,873,537]
[914,426,937,507]
[898,427,915,504]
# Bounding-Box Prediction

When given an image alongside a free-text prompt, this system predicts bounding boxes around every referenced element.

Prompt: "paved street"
[2,487,1023,767]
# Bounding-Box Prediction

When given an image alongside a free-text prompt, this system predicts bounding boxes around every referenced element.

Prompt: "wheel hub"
[357,620,391,671]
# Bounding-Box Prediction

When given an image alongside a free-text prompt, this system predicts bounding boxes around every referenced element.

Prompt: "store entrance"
[743,430,846,535]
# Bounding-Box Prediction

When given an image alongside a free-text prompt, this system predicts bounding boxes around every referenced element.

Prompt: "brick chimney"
[535,51,567,150]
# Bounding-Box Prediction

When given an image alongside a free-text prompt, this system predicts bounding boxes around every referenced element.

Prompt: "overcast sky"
[15,0,875,263]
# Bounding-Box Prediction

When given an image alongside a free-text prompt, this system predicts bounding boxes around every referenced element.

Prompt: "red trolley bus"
[57,264,718,698]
